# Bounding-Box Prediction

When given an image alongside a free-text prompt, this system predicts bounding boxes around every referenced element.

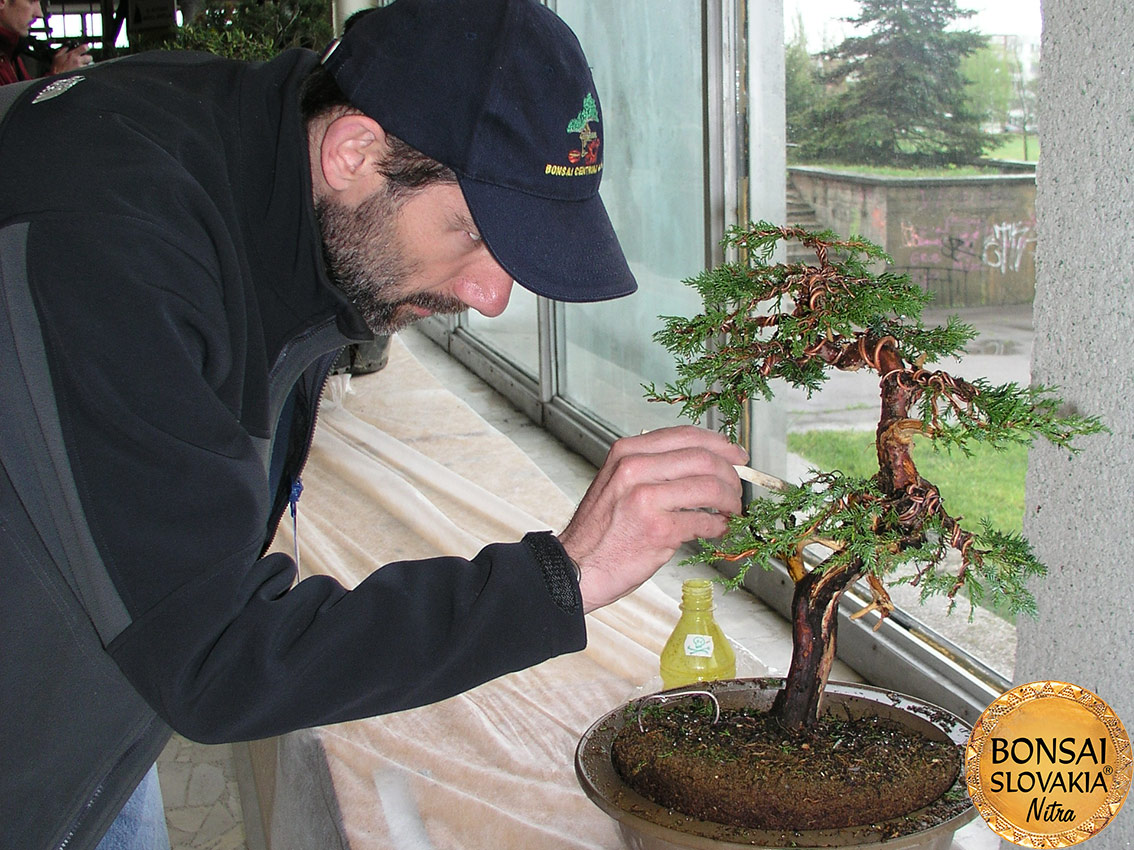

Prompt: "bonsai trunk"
[770,558,863,729]
[772,339,917,730]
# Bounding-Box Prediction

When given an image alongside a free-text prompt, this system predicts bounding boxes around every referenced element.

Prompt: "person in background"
[0,0,90,85]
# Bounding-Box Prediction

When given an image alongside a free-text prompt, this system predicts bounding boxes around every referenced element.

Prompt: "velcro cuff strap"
[522,531,581,615]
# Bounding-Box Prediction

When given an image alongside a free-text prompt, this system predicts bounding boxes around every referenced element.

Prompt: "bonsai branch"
[650,221,1107,729]
[849,575,894,630]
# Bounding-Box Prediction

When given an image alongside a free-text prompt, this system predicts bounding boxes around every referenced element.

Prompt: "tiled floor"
[157,736,253,850]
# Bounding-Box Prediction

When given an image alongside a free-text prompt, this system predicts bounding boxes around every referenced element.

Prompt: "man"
[0,0,91,85]
[0,1,746,848]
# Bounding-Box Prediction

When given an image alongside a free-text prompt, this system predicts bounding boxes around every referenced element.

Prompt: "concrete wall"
[790,167,1036,307]
[1015,0,1134,847]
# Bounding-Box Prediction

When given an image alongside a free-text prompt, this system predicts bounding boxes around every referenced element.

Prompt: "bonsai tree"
[647,223,1104,730]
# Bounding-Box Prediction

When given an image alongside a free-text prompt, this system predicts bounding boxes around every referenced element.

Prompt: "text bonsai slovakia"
[989,735,1113,823]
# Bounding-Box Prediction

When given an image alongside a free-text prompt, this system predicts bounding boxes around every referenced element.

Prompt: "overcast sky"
[784,0,1042,48]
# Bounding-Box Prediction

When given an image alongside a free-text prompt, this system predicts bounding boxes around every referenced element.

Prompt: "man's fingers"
[608,444,742,495]
[665,506,731,544]
[564,424,749,612]
[627,474,743,521]
[52,45,93,73]
[582,432,744,515]
[615,424,748,464]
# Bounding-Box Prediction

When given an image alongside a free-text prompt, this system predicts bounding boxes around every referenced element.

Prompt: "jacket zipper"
[266,346,341,559]
[56,734,150,850]
[289,477,304,570]
[56,783,102,850]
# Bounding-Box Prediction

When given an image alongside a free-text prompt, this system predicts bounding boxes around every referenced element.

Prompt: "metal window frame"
[417,0,1011,721]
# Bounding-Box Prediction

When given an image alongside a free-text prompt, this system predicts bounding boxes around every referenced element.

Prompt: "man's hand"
[50,44,93,74]
[558,426,747,613]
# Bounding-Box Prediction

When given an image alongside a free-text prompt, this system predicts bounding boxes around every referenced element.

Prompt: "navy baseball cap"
[321,0,637,303]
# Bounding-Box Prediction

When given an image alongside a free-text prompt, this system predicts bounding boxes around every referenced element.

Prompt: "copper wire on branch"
[646,221,1105,729]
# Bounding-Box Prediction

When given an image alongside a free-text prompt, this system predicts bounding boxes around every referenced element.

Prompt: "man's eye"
[468,231,483,243]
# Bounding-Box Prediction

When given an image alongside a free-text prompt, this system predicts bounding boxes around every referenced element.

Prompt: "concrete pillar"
[1016,0,1134,845]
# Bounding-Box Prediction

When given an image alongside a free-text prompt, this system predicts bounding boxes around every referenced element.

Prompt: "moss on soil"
[611,704,963,831]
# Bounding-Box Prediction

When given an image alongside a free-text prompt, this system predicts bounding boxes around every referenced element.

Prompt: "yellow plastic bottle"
[659,579,736,689]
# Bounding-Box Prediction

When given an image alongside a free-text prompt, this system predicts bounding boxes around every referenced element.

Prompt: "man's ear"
[318,113,389,196]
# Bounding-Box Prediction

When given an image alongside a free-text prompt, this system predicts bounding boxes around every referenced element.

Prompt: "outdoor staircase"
[784,177,824,264]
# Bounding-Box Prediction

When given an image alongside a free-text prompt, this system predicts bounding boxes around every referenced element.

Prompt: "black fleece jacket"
[0,49,584,850]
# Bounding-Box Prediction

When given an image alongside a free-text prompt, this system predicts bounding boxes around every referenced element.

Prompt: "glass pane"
[464,283,539,379]
[555,0,707,436]
[782,0,1042,680]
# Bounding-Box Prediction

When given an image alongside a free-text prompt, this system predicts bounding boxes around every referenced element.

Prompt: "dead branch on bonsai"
[646,222,1106,730]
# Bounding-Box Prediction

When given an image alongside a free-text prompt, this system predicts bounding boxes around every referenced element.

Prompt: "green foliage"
[962,43,1016,130]
[785,19,826,146]
[788,429,1027,535]
[792,0,991,167]
[160,0,334,61]
[163,20,277,60]
[646,223,974,433]
[649,222,1107,618]
[958,522,1047,617]
[924,380,1106,454]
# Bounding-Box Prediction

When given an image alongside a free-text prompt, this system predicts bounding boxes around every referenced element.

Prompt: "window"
[424,0,1031,723]
[422,0,763,463]
[771,0,1041,719]
[35,0,130,52]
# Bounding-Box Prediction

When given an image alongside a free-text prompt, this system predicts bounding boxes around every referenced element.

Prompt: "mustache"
[401,291,465,315]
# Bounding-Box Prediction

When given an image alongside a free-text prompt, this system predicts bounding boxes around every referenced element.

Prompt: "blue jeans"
[95,764,171,850]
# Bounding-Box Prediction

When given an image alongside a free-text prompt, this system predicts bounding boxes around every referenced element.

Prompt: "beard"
[316,187,465,335]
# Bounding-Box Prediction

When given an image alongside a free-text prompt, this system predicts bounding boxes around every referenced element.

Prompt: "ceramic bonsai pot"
[575,678,977,850]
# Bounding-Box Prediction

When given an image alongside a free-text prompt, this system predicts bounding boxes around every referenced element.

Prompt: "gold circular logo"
[967,681,1133,847]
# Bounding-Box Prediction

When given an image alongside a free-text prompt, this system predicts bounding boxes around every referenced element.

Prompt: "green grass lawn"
[787,430,1027,535]
[985,133,1040,162]
[795,161,991,177]
[789,134,1039,174]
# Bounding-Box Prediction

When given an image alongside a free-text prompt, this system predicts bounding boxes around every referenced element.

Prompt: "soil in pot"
[610,700,966,832]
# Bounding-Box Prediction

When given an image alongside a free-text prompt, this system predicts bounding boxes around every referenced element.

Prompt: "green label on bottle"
[684,634,714,657]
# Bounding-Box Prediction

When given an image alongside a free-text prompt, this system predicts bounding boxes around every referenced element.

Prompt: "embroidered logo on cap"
[545,93,603,178]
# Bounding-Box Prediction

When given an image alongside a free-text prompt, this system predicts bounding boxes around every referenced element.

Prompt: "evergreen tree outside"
[795,0,990,168]
[784,16,826,153]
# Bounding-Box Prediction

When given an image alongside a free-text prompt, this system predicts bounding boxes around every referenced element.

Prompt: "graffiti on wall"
[786,168,1037,305]
[982,221,1036,275]
[900,217,1036,276]
[896,216,1037,306]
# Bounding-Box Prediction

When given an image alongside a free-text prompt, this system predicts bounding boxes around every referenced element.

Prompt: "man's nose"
[455,258,514,318]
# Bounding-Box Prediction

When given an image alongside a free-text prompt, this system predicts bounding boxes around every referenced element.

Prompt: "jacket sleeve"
[111,535,586,743]
[26,214,587,744]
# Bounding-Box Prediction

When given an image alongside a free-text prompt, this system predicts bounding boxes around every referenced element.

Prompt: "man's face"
[317,181,514,335]
[0,0,43,36]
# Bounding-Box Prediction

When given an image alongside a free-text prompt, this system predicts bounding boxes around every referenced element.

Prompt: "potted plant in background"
[575,223,1105,849]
